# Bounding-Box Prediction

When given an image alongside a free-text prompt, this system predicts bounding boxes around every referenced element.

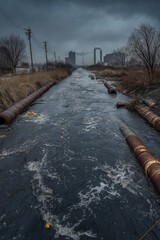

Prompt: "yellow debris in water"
[45,223,52,229]
[27,111,38,117]
[0,134,6,138]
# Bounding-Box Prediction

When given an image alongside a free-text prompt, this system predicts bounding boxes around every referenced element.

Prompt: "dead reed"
[0,69,71,112]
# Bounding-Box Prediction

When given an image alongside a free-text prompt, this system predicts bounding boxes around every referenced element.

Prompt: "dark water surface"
[0,69,160,240]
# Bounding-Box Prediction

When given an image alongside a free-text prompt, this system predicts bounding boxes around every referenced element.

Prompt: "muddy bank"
[91,67,160,116]
[116,82,160,116]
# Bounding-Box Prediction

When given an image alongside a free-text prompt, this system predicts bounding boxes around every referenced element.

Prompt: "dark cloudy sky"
[0,0,159,65]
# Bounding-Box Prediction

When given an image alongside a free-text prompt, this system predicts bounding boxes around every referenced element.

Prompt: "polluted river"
[0,69,160,240]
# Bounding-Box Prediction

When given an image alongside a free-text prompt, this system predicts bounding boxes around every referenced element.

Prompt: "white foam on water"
[0,214,6,230]
[78,182,111,208]
[27,151,97,239]
[0,214,6,221]
[54,219,97,240]
[137,192,159,218]
[62,163,77,170]
[44,143,58,148]
[38,211,97,240]
[82,116,102,132]
[82,155,98,163]
[102,126,122,141]
[63,148,77,162]
[96,163,137,196]
[0,139,36,158]
[12,234,22,240]
[87,156,98,162]
[64,181,118,222]
[93,163,159,218]
[50,122,59,126]
[73,104,86,113]
[27,152,53,198]
[27,152,57,223]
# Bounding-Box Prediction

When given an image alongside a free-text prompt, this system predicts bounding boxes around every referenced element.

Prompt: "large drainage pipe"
[0,82,56,125]
[120,123,160,194]
[104,81,117,94]
[135,105,160,132]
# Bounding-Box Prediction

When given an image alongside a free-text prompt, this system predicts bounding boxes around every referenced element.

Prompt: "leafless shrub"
[128,24,160,82]
[0,34,26,74]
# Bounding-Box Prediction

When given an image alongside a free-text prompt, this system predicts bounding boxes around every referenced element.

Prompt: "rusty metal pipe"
[135,104,160,132]
[104,81,117,94]
[120,123,160,193]
[0,82,56,124]
[116,102,127,108]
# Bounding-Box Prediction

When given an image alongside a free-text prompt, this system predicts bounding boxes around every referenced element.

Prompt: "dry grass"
[0,69,71,112]
[120,69,150,93]
[126,97,142,111]
[88,66,126,79]
[90,66,153,94]
[93,68,126,79]
[118,68,160,97]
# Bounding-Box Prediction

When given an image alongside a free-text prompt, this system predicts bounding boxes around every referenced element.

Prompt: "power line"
[32,33,44,49]
[54,51,57,62]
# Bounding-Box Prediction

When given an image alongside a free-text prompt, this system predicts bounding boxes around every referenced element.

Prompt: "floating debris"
[45,223,52,229]
[26,111,39,117]
[0,134,6,139]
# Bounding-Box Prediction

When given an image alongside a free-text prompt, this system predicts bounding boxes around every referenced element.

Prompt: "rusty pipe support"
[120,123,160,193]
[143,99,156,108]
[104,81,117,94]
[0,82,56,124]
[135,104,160,132]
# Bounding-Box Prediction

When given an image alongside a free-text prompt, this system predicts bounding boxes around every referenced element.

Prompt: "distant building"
[65,57,70,64]
[69,51,76,65]
[65,51,76,66]
[104,52,125,67]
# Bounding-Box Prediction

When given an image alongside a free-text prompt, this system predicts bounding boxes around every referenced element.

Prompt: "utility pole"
[44,41,48,70]
[54,51,57,63]
[24,28,34,73]
[82,54,85,66]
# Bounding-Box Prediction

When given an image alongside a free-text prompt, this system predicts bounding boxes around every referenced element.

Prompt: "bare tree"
[0,34,26,73]
[128,23,160,82]
[0,46,11,72]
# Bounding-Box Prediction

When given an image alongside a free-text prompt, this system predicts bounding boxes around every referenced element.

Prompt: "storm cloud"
[0,0,159,64]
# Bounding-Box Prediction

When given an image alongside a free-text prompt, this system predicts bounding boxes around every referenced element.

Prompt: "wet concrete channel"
[0,69,160,240]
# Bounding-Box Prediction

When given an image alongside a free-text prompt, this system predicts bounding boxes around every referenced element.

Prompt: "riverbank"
[0,68,72,113]
[89,66,160,115]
